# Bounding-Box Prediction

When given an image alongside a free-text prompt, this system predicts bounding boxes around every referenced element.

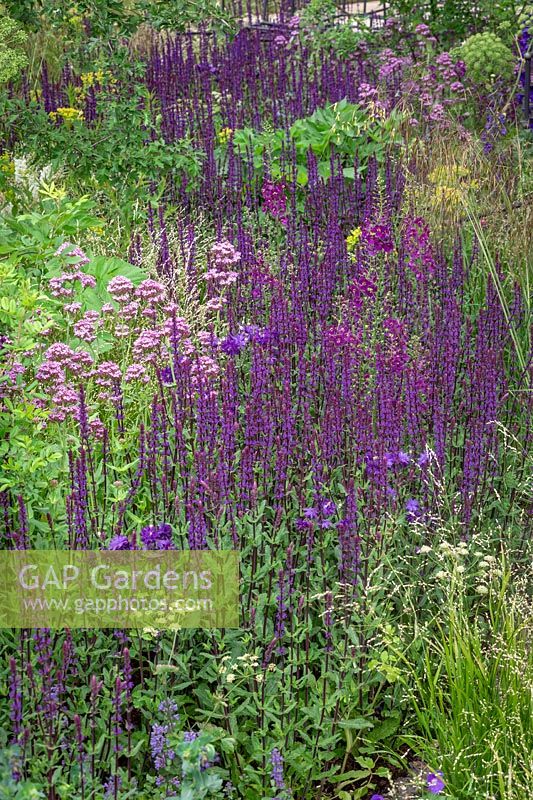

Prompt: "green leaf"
[338,718,374,730]
[365,715,401,742]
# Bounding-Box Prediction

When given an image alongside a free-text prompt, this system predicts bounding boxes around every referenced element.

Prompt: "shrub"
[0,12,28,85]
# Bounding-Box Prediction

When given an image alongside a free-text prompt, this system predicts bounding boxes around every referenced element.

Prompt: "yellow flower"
[217,127,233,145]
[80,70,106,88]
[49,107,84,125]
[346,226,362,253]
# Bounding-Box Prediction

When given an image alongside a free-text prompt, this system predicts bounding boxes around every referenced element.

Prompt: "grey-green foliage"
[0,13,28,85]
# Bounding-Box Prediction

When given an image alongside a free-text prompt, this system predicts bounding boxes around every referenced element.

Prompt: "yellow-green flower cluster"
[346,226,362,254]
[428,164,479,210]
[67,5,84,30]
[0,153,15,176]
[217,127,233,145]
[49,107,84,124]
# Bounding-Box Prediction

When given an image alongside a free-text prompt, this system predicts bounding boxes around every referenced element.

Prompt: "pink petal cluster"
[135,279,166,302]
[206,240,240,287]
[93,360,122,387]
[73,310,101,343]
[107,276,135,303]
[125,364,150,383]
[133,328,165,363]
[49,243,95,298]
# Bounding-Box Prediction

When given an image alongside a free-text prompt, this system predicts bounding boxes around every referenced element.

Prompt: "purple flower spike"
[270,747,286,791]
[221,333,248,356]
[427,771,445,794]
[370,795,385,800]
[405,498,421,522]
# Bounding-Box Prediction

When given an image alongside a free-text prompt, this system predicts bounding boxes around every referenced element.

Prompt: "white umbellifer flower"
[226,673,236,683]
[435,570,447,579]
[13,156,55,200]
[14,156,30,184]
[456,565,466,573]
[419,545,431,554]
[476,585,489,595]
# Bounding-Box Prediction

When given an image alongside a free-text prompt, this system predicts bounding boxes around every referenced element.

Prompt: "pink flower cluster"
[125,364,150,384]
[357,82,380,106]
[49,243,96,298]
[73,310,101,343]
[107,276,166,305]
[415,23,437,44]
[107,276,135,303]
[205,240,240,287]
[190,355,220,383]
[41,343,93,378]
[378,51,412,81]
[35,343,97,424]
[132,328,165,364]
[32,252,226,429]
[94,361,122,387]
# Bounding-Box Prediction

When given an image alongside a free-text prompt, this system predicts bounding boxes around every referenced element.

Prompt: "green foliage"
[175,731,228,799]
[1,83,205,220]
[0,260,53,352]
[453,32,516,84]
[397,563,533,800]
[0,12,28,84]
[3,0,136,34]
[0,194,101,278]
[389,0,532,39]
[4,0,236,34]
[138,0,235,33]
[228,99,404,185]
[298,0,366,58]
[0,746,44,799]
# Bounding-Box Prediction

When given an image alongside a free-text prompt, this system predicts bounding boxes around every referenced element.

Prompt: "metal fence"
[219,0,391,24]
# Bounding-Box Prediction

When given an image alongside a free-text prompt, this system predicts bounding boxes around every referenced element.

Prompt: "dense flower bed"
[0,3,532,799]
